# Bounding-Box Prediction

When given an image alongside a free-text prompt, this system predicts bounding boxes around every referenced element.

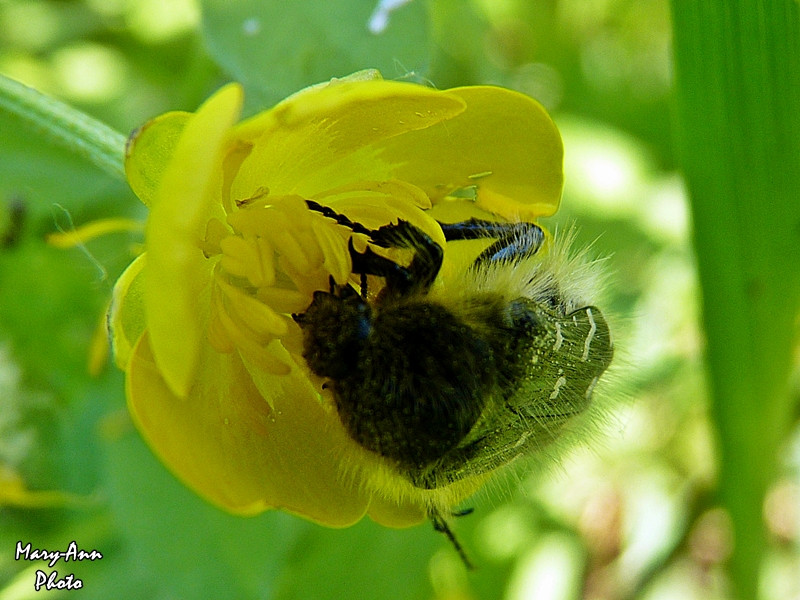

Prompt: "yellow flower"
[111,71,563,527]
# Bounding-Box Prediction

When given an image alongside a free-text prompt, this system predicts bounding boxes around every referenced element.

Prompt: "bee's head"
[293,285,372,380]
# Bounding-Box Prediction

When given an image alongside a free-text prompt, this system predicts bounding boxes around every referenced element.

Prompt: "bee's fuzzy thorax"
[434,226,608,318]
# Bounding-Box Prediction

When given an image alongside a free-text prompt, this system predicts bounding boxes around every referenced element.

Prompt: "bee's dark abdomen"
[409,301,614,489]
[333,301,495,469]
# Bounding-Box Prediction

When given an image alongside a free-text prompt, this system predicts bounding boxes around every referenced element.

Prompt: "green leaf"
[272,519,437,600]
[102,428,297,599]
[200,0,431,112]
[670,1,800,598]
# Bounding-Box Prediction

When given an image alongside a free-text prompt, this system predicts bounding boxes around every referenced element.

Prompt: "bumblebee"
[294,203,613,558]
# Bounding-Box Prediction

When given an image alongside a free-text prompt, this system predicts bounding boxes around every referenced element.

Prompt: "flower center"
[199,181,441,374]
[199,192,352,373]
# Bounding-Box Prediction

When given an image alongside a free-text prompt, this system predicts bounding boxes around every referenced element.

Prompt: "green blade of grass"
[670,2,800,598]
[0,74,127,180]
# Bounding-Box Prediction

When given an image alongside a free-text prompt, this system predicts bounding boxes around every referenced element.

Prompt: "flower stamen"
[216,277,289,341]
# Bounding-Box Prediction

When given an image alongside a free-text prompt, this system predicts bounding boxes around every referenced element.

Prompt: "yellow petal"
[229,80,467,200]
[364,470,487,528]
[88,299,111,376]
[276,69,383,109]
[125,112,192,207]
[109,253,147,370]
[144,84,243,398]
[378,86,564,220]
[367,495,427,528]
[229,80,561,221]
[127,333,371,525]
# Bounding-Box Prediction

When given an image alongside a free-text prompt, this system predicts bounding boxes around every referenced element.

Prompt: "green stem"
[0,74,127,180]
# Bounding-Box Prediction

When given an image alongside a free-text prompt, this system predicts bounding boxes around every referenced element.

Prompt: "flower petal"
[228,79,467,201]
[117,77,568,529]
[127,333,371,525]
[125,111,191,207]
[109,252,147,369]
[365,471,488,528]
[379,86,564,220]
[144,84,243,398]
[366,496,427,528]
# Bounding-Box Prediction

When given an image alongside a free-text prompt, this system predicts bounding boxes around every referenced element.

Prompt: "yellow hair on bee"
[305,224,614,522]
[295,208,615,567]
[434,226,606,315]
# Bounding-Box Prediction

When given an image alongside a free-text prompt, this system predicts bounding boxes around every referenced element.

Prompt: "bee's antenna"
[430,510,474,570]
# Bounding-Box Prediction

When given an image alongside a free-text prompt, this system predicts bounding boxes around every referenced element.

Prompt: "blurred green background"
[0,1,798,599]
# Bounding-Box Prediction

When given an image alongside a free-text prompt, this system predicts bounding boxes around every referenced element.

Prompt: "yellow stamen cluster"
[201,193,352,372]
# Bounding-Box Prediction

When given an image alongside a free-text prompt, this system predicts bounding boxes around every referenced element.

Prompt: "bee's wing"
[412,302,613,488]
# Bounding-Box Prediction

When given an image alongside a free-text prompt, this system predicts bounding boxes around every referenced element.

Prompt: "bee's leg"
[304,199,377,240]
[438,219,545,263]
[430,509,474,570]
[369,220,443,293]
[349,220,444,297]
[304,200,443,296]
[347,239,413,294]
